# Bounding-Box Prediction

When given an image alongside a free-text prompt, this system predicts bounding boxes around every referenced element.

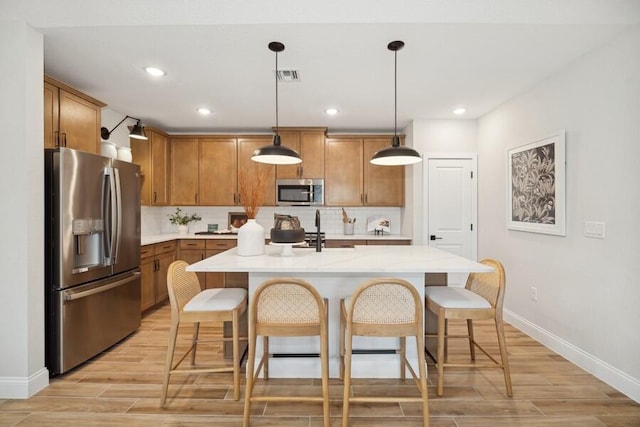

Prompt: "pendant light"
[251,41,302,165]
[370,40,422,166]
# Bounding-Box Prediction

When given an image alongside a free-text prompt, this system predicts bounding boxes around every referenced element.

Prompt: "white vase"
[237,219,265,256]
[116,146,133,162]
[178,224,189,235]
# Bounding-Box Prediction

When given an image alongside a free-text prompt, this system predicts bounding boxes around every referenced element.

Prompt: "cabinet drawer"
[155,241,176,255]
[140,245,155,259]
[366,239,411,246]
[206,239,236,250]
[325,239,367,248]
[179,239,206,250]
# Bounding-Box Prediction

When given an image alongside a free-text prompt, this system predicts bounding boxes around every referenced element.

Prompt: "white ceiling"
[2,0,639,133]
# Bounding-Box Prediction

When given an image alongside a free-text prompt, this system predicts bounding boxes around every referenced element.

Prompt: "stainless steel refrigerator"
[45,147,142,375]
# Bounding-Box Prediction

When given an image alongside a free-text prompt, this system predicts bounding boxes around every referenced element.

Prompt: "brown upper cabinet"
[131,128,171,206]
[325,136,405,207]
[169,136,275,206]
[44,75,106,154]
[276,128,326,179]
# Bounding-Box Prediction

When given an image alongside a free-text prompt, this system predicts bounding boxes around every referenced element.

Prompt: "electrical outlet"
[529,286,538,302]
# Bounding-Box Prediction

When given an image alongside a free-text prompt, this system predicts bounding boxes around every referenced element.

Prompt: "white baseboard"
[0,367,49,399]
[504,309,640,403]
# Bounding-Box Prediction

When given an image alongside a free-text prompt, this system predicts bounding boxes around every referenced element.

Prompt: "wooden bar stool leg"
[400,336,406,380]
[339,300,346,380]
[342,323,353,427]
[467,319,476,361]
[416,331,430,427]
[263,335,269,380]
[496,318,513,397]
[242,321,257,427]
[232,308,241,401]
[190,322,200,365]
[160,318,179,406]
[436,310,446,397]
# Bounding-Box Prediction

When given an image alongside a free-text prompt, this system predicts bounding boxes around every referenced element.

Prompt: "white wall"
[404,119,477,245]
[0,20,48,397]
[477,25,640,401]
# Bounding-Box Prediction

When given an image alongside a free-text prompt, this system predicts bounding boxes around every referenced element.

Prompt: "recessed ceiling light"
[453,107,466,115]
[144,67,165,77]
[196,107,212,115]
[325,108,339,116]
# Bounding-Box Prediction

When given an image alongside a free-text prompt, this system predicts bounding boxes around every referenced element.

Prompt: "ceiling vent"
[276,69,300,82]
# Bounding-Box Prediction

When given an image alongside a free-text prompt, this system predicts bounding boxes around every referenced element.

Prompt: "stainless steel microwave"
[276,179,324,206]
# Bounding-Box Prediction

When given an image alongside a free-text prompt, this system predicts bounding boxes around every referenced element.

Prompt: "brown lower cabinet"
[178,239,244,289]
[140,241,176,312]
[325,239,411,248]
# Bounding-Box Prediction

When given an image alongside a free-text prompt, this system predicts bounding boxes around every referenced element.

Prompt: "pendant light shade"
[101,115,148,141]
[370,40,422,166]
[251,41,301,165]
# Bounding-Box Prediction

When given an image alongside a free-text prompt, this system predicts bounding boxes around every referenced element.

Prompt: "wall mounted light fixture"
[100,115,148,141]
[370,40,422,166]
[251,41,302,165]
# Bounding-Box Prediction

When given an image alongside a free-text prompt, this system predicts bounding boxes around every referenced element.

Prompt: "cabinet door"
[140,255,155,311]
[58,89,101,154]
[204,249,226,288]
[171,138,199,205]
[43,82,59,149]
[237,138,276,207]
[179,249,206,289]
[325,138,363,206]
[275,131,301,179]
[199,138,237,205]
[131,136,152,205]
[363,138,405,206]
[299,130,325,178]
[151,131,171,205]
[154,250,175,303]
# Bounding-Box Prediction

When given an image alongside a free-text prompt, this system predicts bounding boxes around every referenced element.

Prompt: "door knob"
[430,235,442,240]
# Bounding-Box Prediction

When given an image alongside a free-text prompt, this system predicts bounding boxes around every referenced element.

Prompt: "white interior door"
[427,157,477,286]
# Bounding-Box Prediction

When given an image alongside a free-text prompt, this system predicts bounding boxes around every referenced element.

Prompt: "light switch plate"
[584,221,606,239]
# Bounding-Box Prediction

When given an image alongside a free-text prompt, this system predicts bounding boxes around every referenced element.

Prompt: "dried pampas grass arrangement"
[238,166,269,219]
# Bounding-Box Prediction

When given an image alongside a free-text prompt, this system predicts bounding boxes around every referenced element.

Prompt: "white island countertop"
[187,244,491,274]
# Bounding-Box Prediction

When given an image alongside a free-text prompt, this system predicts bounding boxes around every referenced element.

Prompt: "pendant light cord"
[275,49,279,136]
[394,49,397,139]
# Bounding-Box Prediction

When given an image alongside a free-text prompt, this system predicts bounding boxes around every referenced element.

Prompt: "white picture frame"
[507,129,566,236]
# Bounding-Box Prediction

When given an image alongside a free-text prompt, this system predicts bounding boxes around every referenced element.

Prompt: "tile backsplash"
[142,206,403,236]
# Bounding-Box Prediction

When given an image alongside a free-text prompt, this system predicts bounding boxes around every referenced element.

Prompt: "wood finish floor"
[1,303,638,426]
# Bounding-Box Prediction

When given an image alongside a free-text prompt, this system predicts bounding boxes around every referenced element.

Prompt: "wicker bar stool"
[242,277,330,427]
[160,260,247,406]
[425,258,513,397]
[340,278,429,427]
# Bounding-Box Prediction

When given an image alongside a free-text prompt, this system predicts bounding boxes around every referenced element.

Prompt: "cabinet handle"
[54,131,60,147]
[153,191,157,203]
[364,194,368,204]
[61,133,67,147]
[195,193,198,203]
[360,193,364,203]
[237,194,241,205]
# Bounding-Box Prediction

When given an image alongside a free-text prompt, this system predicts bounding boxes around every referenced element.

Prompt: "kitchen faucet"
[315,209,322,252]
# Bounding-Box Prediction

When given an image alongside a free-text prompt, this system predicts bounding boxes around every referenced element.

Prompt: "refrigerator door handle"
[103,167,118,266]
[112,167,123,264]
[63,272,141,301]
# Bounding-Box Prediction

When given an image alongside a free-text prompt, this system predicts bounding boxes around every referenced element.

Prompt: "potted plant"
[168,207,201,235]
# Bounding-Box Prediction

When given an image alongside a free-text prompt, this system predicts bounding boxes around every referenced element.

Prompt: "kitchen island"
[188,244,492,378]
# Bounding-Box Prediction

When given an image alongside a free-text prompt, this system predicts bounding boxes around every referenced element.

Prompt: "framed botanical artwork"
[507,129,566,236]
